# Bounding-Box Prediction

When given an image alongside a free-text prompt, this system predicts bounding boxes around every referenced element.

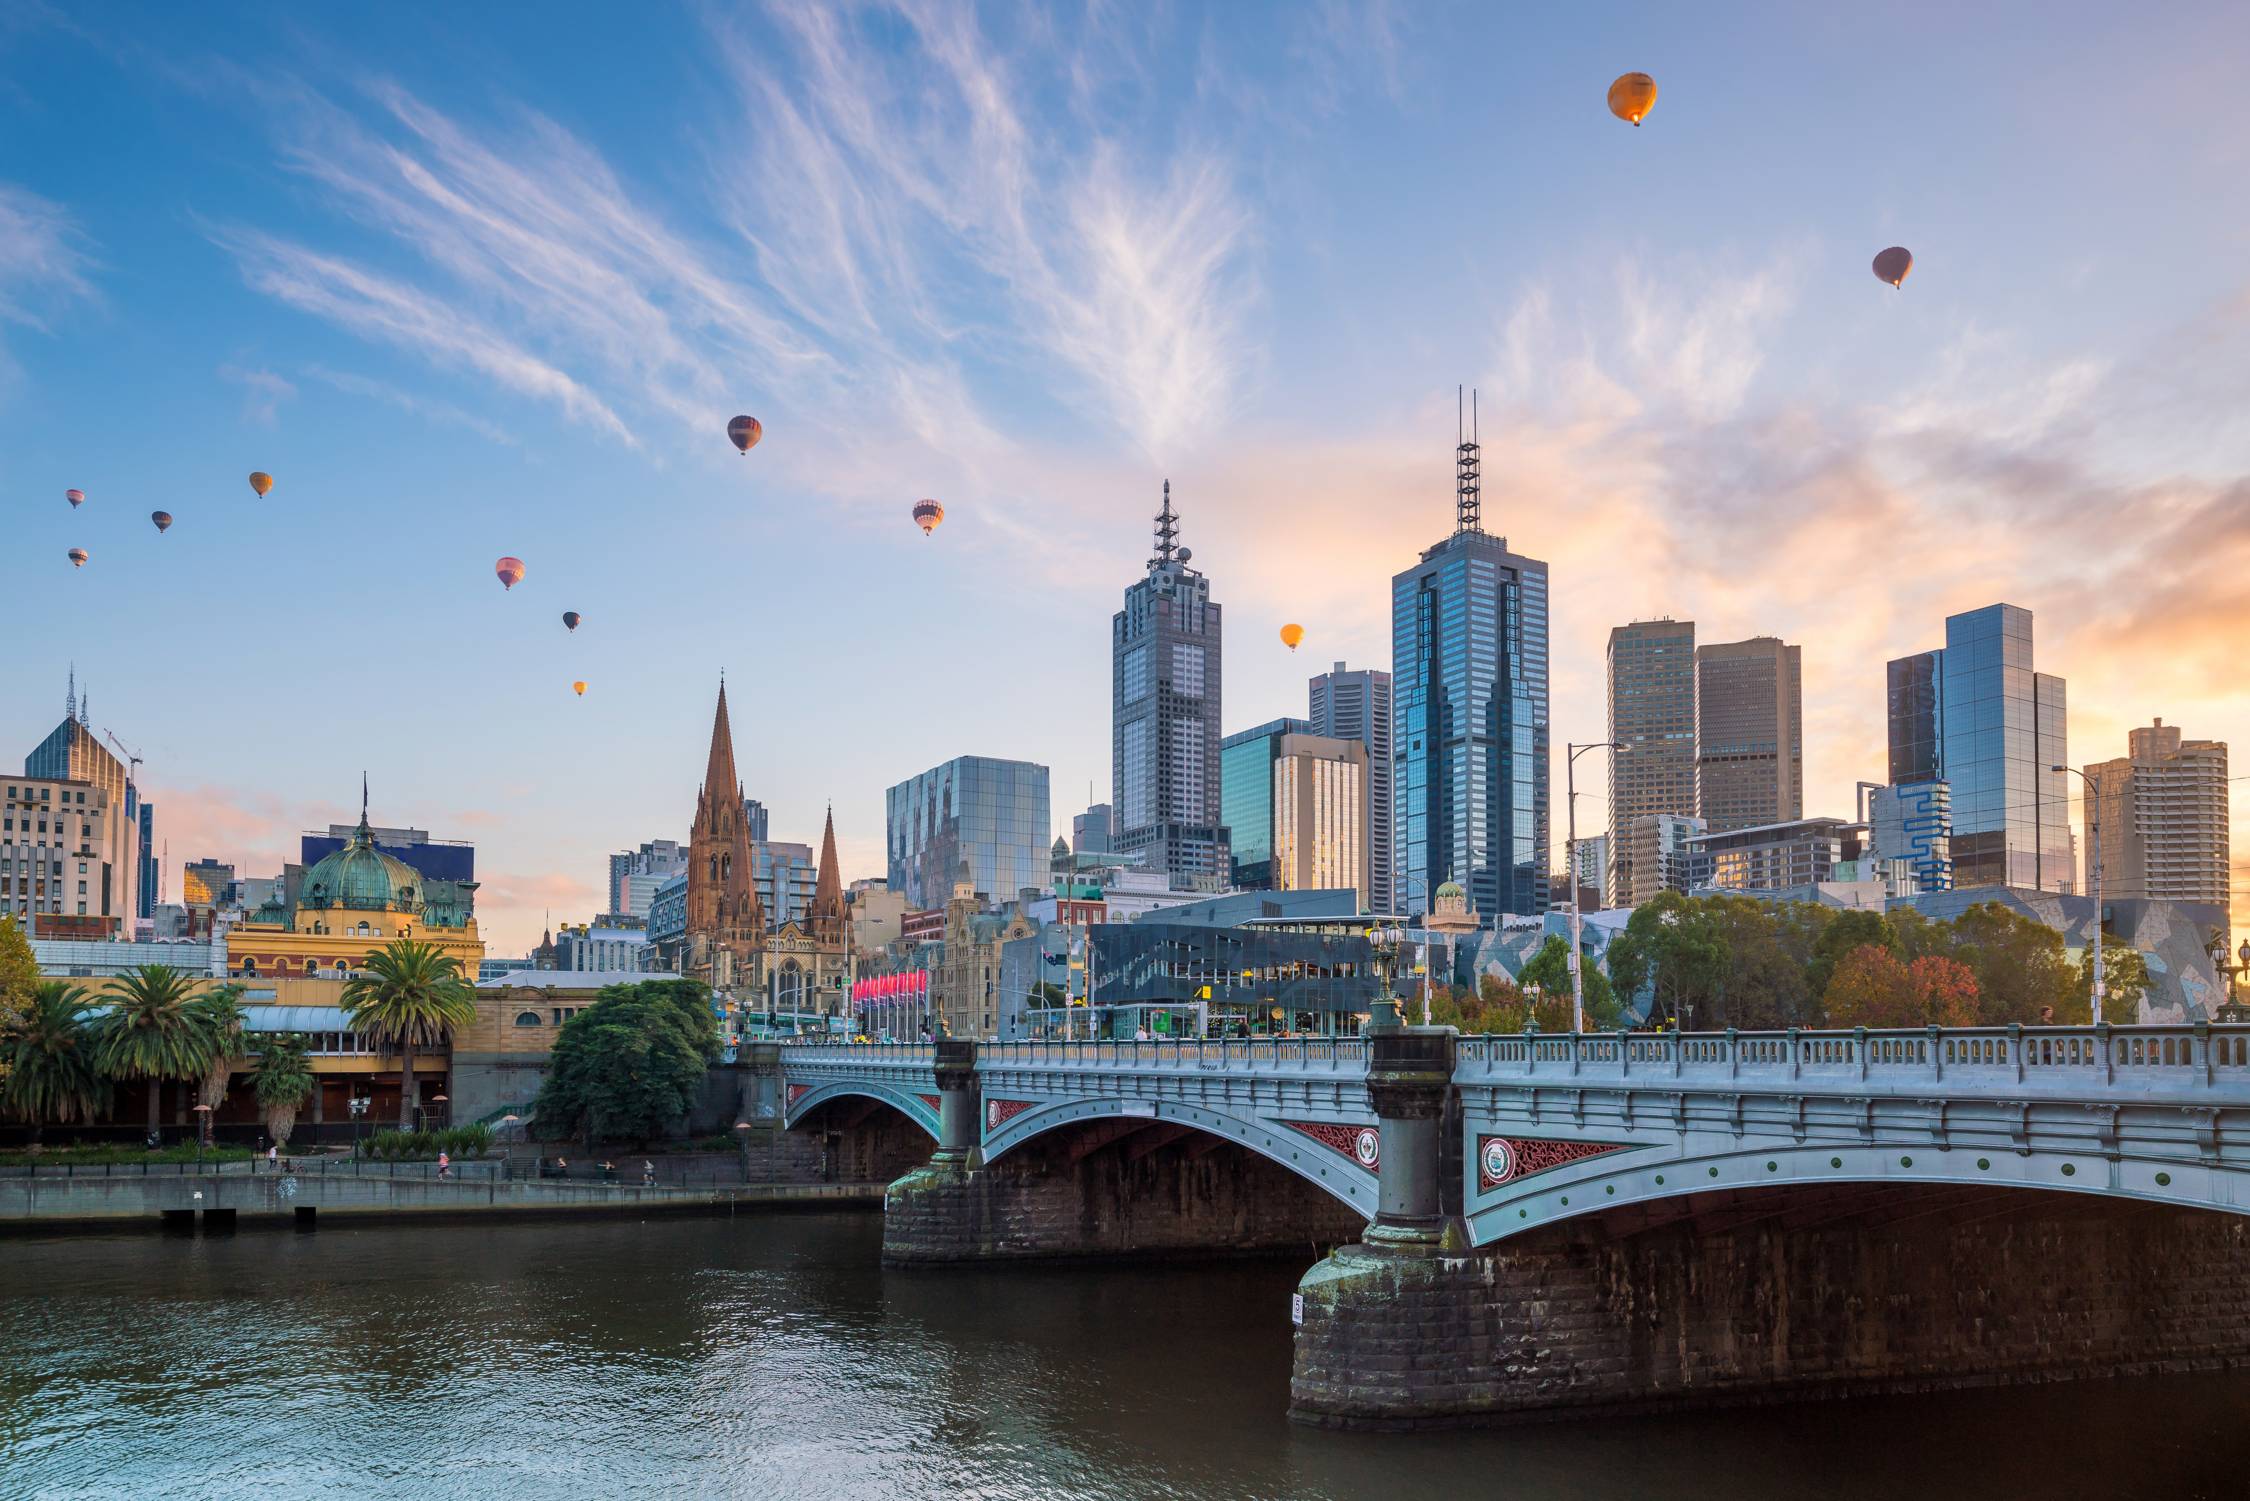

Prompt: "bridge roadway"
[778,1023,2250,1242]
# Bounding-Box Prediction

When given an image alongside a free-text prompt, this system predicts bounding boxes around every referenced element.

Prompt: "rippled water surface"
[1,1212,2244,1499]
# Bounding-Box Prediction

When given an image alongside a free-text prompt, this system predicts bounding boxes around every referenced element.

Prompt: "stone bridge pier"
[880,1039,1363,1264]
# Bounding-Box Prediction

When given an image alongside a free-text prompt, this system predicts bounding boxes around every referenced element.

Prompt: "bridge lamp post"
[2054,763,2105,1025]
[191,1104,212,1168]
[1565,741,1625,1035]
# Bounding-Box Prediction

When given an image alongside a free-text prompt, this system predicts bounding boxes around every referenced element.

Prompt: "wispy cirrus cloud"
[213,225,636,443]
[217,362,296,425]
[301,364,517,447]
[0,180,94,393]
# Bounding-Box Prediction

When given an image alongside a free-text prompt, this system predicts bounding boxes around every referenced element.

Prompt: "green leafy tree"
[1806,909,1897,1002]
[1704,897,1818,1030]
[1888,906,1962,966]
[0,982,110,1141]
[1516,937,1622,1030]
[0,916,38,1081]
[1950,903,2075,1024]
[534,980,718,1145]
[2071,944,2151,1024]
[1605,892,1726,1028]
[251,1034,316,1148]
[342,939,477,1131]
[94,965,217,1140]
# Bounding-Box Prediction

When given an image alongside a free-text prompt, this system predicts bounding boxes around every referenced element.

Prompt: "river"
[0,1212,2241,1499]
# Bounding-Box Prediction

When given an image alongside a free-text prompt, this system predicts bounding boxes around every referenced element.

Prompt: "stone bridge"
[768,1024,2250,1426]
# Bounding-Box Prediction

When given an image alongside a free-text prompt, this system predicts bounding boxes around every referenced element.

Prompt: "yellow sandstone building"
[226,804,484,982]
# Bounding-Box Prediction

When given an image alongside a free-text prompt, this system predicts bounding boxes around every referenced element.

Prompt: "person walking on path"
[437,1150,452,1181]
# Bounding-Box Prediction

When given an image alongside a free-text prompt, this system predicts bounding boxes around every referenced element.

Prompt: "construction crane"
[103,729,144,785]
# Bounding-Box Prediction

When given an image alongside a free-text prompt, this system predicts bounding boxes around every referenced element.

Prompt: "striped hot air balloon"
[495,556,526,590]
[912,499,944,536]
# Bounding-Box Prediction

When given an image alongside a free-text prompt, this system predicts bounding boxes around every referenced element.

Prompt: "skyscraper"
[1695,635,1803,834]
[1221,718,1312,890]
[2084,720,2229,907]
[609,838,687,920]
[1308,661,1394,910]
[1606,619,1697,906]
[1886,603,2071,892]
[135,797,156,921]
[1393,396,1549,921]
[1112,482,1229,886]
[886,755,1052,909]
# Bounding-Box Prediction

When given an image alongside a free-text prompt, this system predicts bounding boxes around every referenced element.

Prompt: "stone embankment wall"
[1291,1186,2250,1427]
[884,1128,1365,1264]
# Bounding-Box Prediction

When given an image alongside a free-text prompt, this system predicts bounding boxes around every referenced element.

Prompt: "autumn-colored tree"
[0,916,38,1083]
[1821,945,1981,1028]
[1907,954,1981,1027]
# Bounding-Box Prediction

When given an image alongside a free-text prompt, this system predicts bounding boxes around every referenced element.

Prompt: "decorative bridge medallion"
[786,1083,812,1108]
[986,1098,1033,1131]
[1478,1135,1629,1190]
[1287,1120,1380,1172]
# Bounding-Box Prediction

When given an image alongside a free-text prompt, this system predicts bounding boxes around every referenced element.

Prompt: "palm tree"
[342,939,476,1131]
[94,965,216,1142]
[250,1033,316,1150]
[0,982,110,1142]
[191,984,249,1144]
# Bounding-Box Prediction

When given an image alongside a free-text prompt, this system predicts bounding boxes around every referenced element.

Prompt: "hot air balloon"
[1280,623,1305,651]
[248,471,274,498]
[562,611,581,632]
[67,548,87,568]
[727,415,762,454]
[495,556,525,591]
[912,499,944,536]
[572,680,587,697]
[1607,72,1657,126]
[151,511,173,533]
[1872,246,1914,289]
[65,489,84,509]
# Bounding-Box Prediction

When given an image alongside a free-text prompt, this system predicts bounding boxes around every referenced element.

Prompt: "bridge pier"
[1291,1182,2250,1428]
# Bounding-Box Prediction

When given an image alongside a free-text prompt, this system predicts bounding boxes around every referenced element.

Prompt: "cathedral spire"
[811,803,846,941]
[704,679,741,803]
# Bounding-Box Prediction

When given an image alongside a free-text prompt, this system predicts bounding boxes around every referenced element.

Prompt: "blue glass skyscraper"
[1391,409,1549,921]
[1884,603,2070,893]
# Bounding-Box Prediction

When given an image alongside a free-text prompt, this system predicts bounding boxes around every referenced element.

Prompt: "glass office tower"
[1391,426,1549,921]
[1885,604,2069,893]
[1220,718,1309,890]
[885,755,1052,909]
[1308,663,1394,910]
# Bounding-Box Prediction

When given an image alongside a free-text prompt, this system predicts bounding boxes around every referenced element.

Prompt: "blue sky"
[5,1,2248,951]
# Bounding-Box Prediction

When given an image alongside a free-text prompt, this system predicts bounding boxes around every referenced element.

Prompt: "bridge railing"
[979,1038,1369,1072]
[778,1043,936,1065]
[1455,1024,2250,1093]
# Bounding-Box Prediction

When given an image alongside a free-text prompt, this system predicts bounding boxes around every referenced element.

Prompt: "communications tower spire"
[1456,386,1482,534]
[1152,479,1179,567]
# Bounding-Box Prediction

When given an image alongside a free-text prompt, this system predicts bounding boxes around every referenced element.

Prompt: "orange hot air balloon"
[65,488,84,508]
[1607,72,1658,126]
[248,471,274,498]
[572,680,587,697]
[728,415,762,454]
[151,511,173,533]
[67,548,88,568]
[912,498,944,536]
[1279,623,1305,651]
[1872,246,1914,289]
[495,556,526,591]
[562,611,581,632]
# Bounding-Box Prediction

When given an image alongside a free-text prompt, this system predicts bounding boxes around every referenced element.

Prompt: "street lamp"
[733,1119,754,1180]
[1566,741,1626,1035]
[348,1094,370,1158]
[2054,763,2105,1024]
[191,1103,212,1168]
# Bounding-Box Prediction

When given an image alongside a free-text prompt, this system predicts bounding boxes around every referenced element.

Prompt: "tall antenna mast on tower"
[1455,386,1482,533]
[1152,479,1179,567]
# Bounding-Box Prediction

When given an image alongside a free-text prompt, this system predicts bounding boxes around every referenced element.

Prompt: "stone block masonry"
[884,1129,1366,1264]
[1290,1185,2250,1427]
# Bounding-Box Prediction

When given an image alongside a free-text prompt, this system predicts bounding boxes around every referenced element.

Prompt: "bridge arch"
[983,1096,1378,1219]
[784,1079,940,1142]
[1465,1136,2250,1246]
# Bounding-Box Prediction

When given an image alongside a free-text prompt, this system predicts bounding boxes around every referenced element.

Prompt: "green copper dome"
[1434,880,1467,901]
[300,817,423,913]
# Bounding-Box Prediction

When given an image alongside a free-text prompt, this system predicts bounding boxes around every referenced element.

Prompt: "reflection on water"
[0,1213,2243,1499]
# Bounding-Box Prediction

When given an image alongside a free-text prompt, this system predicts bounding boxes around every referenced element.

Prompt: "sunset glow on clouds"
[3,2,2247,952]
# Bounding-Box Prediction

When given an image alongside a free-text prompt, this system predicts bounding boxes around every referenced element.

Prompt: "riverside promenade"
[0,1158,883,1231]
